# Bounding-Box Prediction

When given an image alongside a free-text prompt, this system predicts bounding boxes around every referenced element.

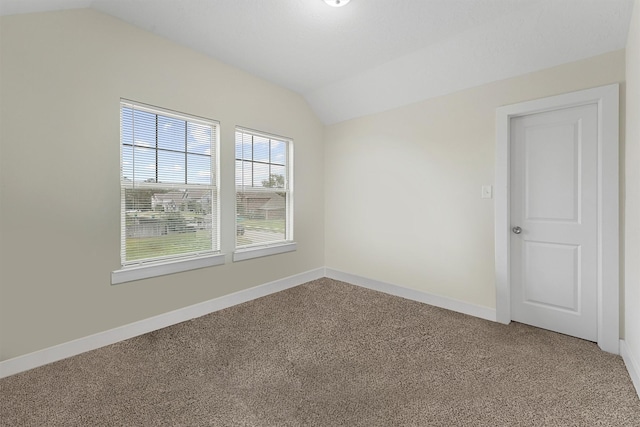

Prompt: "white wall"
[325,51,625,310]
[624,0,640,388]
[0,10,325,361]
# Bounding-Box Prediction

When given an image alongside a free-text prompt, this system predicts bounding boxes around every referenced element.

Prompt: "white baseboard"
[6,265,636,398]
[325,268,497,322]
[620,339,640,399]
[0,267,325,379]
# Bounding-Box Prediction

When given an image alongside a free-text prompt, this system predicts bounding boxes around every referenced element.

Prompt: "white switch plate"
[482,185,493,199]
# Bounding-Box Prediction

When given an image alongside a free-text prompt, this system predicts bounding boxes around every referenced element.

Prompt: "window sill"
[233,242,297,262]
[111,253,225,285]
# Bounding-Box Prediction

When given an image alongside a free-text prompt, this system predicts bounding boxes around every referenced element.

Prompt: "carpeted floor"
[1,278,639,426]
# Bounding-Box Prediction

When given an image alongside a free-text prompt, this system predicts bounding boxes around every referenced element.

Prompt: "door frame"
[495,84,619,354]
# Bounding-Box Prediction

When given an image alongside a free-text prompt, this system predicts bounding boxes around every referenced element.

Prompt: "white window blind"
[120,100,219,266]
[235,128,292,249]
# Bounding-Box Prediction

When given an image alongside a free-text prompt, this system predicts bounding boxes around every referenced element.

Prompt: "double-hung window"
[113,100,222,284]
[234,128,294,260]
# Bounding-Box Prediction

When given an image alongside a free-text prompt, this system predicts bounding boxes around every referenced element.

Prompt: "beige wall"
[0,7,633,364]
[0,10,325,361]
[625,0,640,370]
[325,50,625,310]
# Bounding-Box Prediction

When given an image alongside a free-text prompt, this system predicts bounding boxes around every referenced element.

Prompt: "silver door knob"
[512,226,522,234]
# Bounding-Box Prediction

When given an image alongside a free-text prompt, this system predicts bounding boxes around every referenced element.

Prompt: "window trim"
[234,127,295,259]
[112,253,226,285]
[233,242,297,262]
[114,100,222,283]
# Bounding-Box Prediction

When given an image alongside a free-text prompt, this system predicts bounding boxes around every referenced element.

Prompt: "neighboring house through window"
[235,127,294,260]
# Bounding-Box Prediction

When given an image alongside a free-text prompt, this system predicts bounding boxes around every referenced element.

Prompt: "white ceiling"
[0,0,634,124]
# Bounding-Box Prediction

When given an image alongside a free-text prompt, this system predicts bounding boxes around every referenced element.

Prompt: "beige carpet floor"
[1,278,639,426]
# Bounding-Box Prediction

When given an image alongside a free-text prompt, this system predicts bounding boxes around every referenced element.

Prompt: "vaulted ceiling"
[1,0,633,124]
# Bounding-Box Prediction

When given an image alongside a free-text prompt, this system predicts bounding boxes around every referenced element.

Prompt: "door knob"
[512,226,522,234]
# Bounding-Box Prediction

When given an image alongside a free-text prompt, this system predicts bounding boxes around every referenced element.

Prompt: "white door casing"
[510,104,598,341]
[495,84,619,354]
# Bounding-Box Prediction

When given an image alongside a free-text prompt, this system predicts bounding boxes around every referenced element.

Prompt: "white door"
[510,103,598,341]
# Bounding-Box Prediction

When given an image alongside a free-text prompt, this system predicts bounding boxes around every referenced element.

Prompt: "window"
[113,100,222,284]
[235,128,294,260]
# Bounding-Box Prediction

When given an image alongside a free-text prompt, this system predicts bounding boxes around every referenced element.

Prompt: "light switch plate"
[482,185,493,199]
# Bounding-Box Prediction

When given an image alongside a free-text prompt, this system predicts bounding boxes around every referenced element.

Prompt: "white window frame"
[112,100,224,284]
[233,127,295,262]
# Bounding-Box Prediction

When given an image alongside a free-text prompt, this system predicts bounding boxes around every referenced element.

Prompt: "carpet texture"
[1,278,639,426]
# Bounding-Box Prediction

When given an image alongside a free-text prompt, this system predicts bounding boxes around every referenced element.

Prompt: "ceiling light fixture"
[323,0,351,7]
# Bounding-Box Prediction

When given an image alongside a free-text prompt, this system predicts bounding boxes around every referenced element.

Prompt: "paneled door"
[510,103,598,341]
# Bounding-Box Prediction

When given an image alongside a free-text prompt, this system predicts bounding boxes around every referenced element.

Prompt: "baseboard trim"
[0,267,325,379]
[325,268,497,322]
[620,339,640,399]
